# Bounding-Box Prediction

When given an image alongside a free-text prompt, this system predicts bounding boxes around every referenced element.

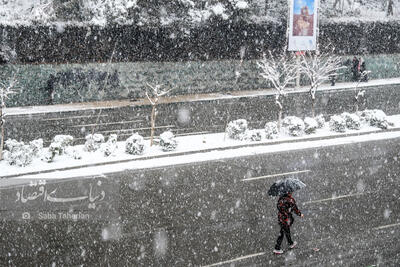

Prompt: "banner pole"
[296,54,300,87]
[286,0,291,52]
[316,0,320,54]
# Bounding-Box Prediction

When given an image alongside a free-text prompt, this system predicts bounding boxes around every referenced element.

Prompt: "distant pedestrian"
[273,191,304,254]
[352,56,360,81]
[359,57,368,82]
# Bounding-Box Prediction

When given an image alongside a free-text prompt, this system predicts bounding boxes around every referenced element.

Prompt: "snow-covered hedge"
[101,134,118,157]
[329,115,347,132]
[84,133,105,152]
[226,119,248,140]
[64,147,82,160]
[360,109,393,129]
[264,121,278,139]
[247,129,263,141]
[341,112,361,130]
[125,133,145,155]
[282,116,305,136]
[4,139,34,167]
[304,117,318,134]
[159,131,178,152]
[315,114,326,129]
[29,138,44,157]
[43,135,74,162]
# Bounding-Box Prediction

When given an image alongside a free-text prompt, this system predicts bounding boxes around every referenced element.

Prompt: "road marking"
[201,252,265,267]
[373,222,400,230]
[242,170,311,182]
[303,193,365,205]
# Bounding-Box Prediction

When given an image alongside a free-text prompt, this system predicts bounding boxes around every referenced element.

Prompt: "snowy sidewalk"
[7,77,400,116]
[2,118,400,180]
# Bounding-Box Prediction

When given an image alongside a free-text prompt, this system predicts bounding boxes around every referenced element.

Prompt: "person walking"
[273,191,304,254]
[352,56,360,81]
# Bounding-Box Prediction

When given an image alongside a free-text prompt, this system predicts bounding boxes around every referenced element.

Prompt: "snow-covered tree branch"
[300,51,344,117]
[257,51,297,130]
[354,70,371,112]
[146,83,171,146]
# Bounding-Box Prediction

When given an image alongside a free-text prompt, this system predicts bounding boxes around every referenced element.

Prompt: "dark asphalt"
[1,134,399,266]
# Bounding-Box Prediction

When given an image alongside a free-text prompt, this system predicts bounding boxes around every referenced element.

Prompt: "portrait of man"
[292,0,315,36]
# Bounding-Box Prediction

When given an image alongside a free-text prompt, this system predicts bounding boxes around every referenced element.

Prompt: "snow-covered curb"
[2,114,400,179]
[7,129,400,182]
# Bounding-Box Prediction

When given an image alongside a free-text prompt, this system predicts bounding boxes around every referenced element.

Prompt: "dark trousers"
[275,223,293,250]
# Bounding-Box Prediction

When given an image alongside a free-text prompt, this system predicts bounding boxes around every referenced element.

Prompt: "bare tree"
[300,51,344,117]
[0,73,18,160]
[146,83,171,146]
[257,51,297,131]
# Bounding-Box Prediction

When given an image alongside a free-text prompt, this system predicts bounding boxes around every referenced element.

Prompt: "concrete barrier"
[5,80,400,145]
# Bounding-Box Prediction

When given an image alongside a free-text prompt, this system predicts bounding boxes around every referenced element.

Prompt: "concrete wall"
[6,82,400,145]
[2,54,400,107]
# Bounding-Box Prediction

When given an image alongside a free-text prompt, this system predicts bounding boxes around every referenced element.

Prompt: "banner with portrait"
[288,0,319,51]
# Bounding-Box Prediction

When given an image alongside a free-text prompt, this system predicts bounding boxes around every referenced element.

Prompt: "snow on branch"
[300,51,344,100]
[257,51,297,94]
[0,74,18,108]
[145,83,171,106]
[257,51,297,109]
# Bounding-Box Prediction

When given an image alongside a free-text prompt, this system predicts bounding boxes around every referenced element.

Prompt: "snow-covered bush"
[125,133,145,155]
[360,109,393,129]
[282,116,305,136]
[43,135,74,162]
[247,129,263,141]
[29,138,44,157]
[315,114,326,129]
[52,135,74,151]
[226,119,248,140]
[329,115,347,132]
[84,133,105,152]
[304,117,318,134]
[4,139,34,167]
[81,0,139,26]
[65,147,82,160]
[264,121,278,139]
[101,134,118,157]
[159,131,178,152]
[341,112,361,130]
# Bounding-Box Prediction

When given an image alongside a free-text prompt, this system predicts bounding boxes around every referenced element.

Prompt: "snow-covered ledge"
[2,114,400,180]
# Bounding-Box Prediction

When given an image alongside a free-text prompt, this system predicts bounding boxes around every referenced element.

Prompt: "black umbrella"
[268,177,306,196]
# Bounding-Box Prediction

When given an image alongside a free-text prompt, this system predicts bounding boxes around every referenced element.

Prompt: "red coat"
[277,195,302,226]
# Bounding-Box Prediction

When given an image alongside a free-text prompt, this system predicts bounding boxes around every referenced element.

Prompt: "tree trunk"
[150,105,156,146]
[278,108,282,132]
[354,94,360,113]
[312,98,316,118]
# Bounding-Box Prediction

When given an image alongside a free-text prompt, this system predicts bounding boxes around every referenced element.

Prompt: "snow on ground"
[2,114,400,180]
